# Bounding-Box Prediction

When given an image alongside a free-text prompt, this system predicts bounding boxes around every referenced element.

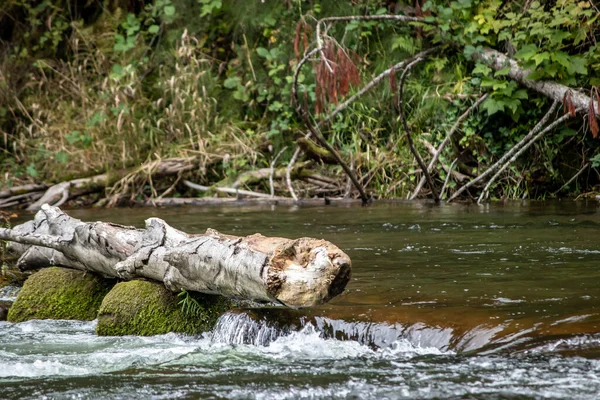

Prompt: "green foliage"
[1,0,598,201]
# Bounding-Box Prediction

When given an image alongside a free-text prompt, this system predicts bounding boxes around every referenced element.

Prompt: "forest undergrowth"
[0,0,599,209]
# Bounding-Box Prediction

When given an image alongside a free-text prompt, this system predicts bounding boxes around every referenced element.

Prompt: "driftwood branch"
[410,94,488,200]
[1,205,351,308]
[447,101,562,202]
[184,180,287,200]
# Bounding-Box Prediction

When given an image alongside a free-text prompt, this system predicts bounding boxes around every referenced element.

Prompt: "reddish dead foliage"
[314,40,360,115]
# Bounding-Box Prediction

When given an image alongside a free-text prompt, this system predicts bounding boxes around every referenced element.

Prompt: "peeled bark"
[1,205,351,308]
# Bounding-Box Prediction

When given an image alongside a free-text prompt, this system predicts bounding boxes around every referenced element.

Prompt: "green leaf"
[66,131,81,144]
[163,5,175,16]
[263,16,276,26]
[26,163,38,178]
[531,51,550,66]
[223,77,240,89]
[494,67,511,77]
[148,25,160,34]
[256,47,269,58]
[567,57,587,75]
[481,98,505,115]
[514,44,538,62]
[473,63,492,75]
[591,153,600,168]
[55,150,69,164]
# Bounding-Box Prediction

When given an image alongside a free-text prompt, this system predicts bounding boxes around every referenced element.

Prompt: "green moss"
[7,267,115,322]
[96,280,232,336]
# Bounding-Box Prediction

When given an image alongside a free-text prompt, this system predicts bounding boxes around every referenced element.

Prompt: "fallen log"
[1,205,351,308]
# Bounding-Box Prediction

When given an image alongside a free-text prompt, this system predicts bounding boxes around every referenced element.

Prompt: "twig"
[343,157,354,199]
[183,180,287,200]
[397,58,439,203]
[410,94,488,200]
[553,163,590,195]
[270,147,287,198]
[477,113,572,203]
[286,148,302,201]
[295,105,370,204]
[313,14,428,74]
[440,158,458,200]
[447,100,561,202]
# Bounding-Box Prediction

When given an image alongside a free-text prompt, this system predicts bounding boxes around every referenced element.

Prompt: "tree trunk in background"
[476,48,598,116]
[0,205,351,308]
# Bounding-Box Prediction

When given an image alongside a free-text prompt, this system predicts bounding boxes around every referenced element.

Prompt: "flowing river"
[1,201,600,399]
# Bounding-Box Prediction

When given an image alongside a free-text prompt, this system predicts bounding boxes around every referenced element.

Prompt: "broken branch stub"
[1,205,351,308]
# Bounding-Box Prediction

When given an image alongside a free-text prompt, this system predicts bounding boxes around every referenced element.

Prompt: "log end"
[267,238,351,308]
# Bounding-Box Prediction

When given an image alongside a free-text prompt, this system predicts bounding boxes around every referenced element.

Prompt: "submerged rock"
[7,267,115,322]
[96,280,231,336]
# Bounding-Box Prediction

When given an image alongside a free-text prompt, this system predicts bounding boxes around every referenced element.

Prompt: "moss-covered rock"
[7,267,115,322]
[96,280,231,336]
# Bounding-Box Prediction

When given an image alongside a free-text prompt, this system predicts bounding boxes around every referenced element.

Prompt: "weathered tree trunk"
[1,205,351,308]
[475,48,598,116]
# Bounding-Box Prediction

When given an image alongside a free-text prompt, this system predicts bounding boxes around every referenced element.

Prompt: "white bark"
[1,205,351,308]
[475,48,598,116]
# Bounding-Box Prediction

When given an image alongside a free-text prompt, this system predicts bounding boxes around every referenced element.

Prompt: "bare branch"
[447,101,561,202]
[270,147,288,198]
[477,113,573,203]
[410,94,488,200]
[397,57,440,203]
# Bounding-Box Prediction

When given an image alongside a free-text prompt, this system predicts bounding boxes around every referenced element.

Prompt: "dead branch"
[183,180,287,200]
[447,101,561,202]
[440,158,459,200]
[410,94,488,200]
[477,113,574,203]
[474,48,598,117]
[226,161,311,189]
[397,57,439,203]
[0,184,48,199]
[553,163,590,195]
[270,147,288,198]
[420,140,469,182]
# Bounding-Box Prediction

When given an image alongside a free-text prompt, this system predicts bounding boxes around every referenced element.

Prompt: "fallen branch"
[420,140,469,182]
[0,192,43,209]
[474,48,598,116]
[2,205,351,308]
[270,147,288,198]
[447,101,561,202]
[477,113,573,203]
[291,13,439,203]
[410,94,488,200]
[397,57,439,203]
[553,163,590,195]
[440,158,459,200]
[184,180,287,200]
[226,161,310,189]
[296,137,337,164]
[0,184,48,199]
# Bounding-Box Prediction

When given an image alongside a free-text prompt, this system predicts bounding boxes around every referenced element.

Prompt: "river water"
[1,201,600,399]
